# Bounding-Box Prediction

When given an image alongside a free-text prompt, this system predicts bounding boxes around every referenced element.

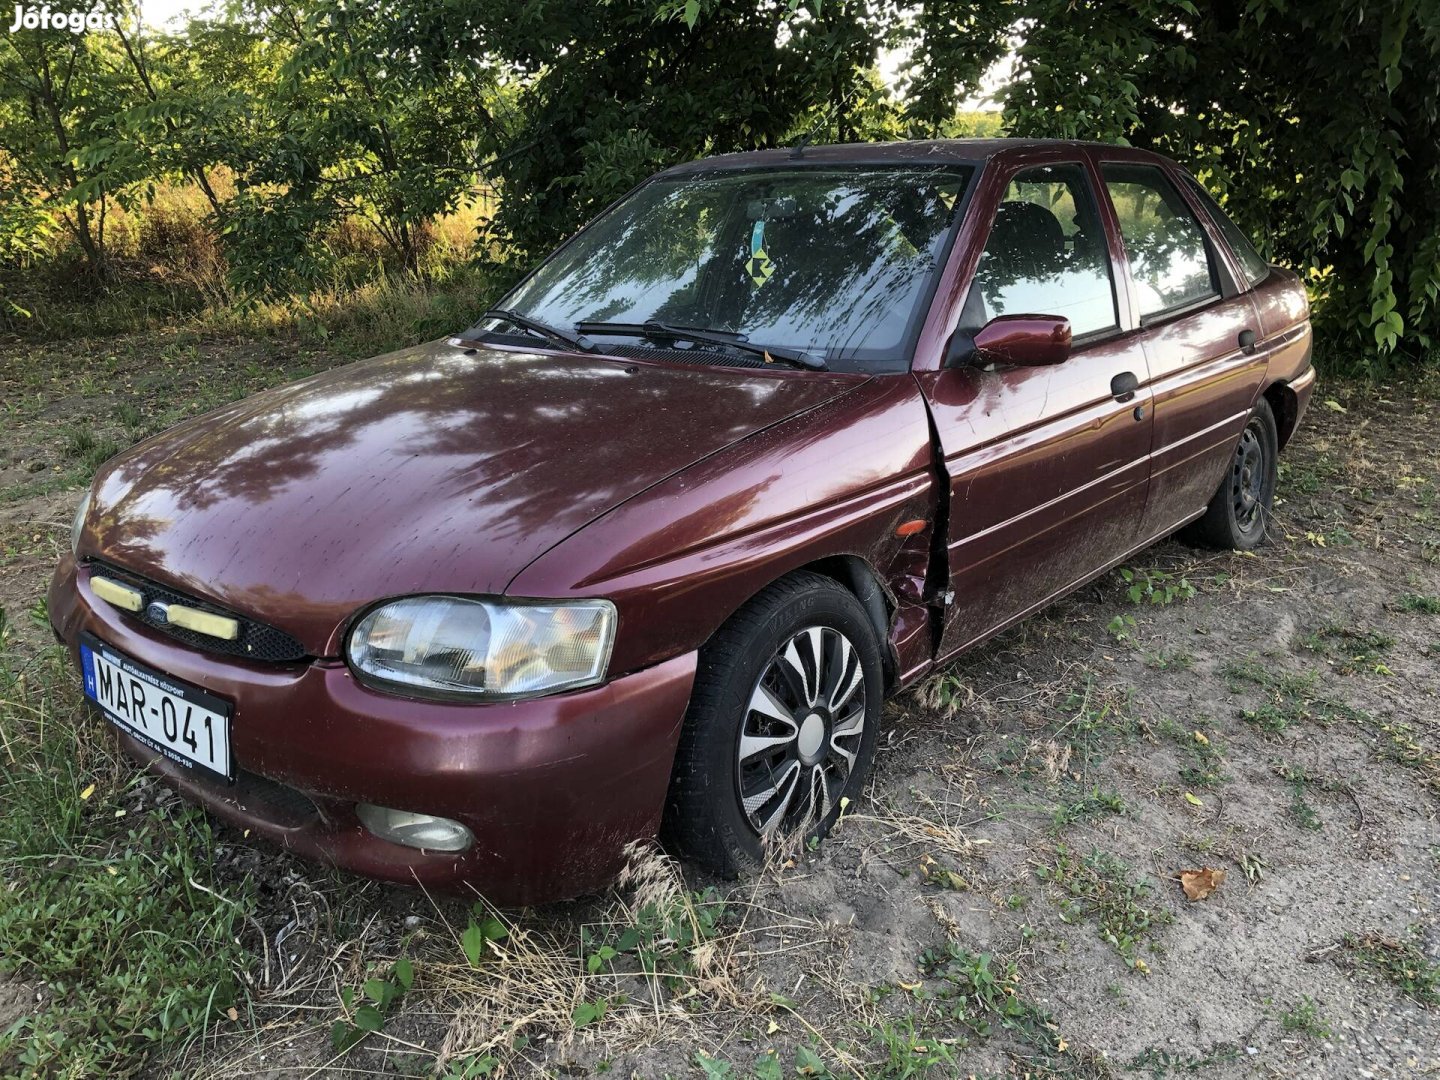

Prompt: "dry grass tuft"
[846,782,989,873]
[434,842,741,1071]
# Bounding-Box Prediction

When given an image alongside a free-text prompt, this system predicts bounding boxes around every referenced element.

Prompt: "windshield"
[482,165,973,373]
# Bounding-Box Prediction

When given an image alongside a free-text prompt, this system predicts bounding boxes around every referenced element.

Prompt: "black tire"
[1182,396,1279,551]
[662,571,883,876]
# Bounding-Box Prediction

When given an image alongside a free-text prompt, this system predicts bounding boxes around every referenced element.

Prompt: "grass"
[1275,995,1331,1038]
[1177,728,1227,789]
[0,620,253,1078]
[1048,785,1128,831]
[1036,846,1170,969]
[1344,931,1440,1006]
[1399,593,1440,614]
[62,427,125,474]
[1299,623,1396,675]
[1225,657,1368,733]
[0,602,757,1078]
[914,942,1062,1055]
[1225,656,1440,796]
[1271,761,1326,831]
[6,261,511,360]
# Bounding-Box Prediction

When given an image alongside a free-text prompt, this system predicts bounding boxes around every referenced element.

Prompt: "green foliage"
[1005,0,1440,375]
[460,905,510,967]
[1178,729,1226,788]
[1272,760,1324,830]
[331,957,415,1053]
[581,885,726,993]
[0,21,141,276]
[1119,566,1198,606]
[1344,931,1440,1006]
[1037,845,1170,967]
[914,942,1061,1052]
[1,0,1013,313]
[1049,785,1128,830]
[1276,995,1332,1038]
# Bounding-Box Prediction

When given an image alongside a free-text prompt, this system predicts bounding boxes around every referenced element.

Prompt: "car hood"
[86,340,862,656]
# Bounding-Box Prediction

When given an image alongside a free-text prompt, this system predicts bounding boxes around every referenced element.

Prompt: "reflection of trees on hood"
[89,342,807,584]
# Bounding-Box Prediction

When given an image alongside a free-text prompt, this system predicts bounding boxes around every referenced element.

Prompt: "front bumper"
[49,556,696,906]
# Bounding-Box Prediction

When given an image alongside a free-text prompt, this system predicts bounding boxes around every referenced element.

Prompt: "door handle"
[1110,370,1139,403]
[1239,328,1257,354]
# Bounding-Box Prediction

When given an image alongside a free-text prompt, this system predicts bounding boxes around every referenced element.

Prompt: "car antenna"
[789,92,851,158]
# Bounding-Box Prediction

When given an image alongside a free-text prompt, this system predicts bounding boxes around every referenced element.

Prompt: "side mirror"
[972,314,1072,368]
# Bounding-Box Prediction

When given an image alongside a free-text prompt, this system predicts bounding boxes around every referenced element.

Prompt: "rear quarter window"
[1181,174,1272,288]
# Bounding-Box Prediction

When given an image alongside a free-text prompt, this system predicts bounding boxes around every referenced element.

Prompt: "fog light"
[356,804,473,853]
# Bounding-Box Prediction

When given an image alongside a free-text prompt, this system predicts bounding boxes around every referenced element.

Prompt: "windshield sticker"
[747,220,775,288]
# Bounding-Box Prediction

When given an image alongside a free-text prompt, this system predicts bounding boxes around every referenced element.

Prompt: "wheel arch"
[1262,379,1300,450]
[764,555,899,694]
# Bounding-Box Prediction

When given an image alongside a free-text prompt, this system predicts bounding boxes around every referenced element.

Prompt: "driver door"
[916,158,1154,659]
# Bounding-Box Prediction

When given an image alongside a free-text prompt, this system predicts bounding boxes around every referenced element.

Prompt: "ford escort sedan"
[50,140,1315,904]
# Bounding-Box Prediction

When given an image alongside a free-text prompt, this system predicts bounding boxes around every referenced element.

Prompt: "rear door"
[1098,161,1267,538]
[916,156,1154,659]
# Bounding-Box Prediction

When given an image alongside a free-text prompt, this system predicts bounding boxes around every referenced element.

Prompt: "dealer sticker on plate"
[80,633,233,782]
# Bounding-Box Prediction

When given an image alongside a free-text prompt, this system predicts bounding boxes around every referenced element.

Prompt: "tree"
[356,0,971,261]
[1003,0,1440,375]
[0,18,138,278]
[209,0,503,290]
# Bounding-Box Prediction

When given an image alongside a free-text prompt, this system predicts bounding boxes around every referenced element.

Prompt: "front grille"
[88,560,309,663]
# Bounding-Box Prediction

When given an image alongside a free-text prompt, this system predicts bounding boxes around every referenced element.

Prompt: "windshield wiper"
[475,308,598,354]
[577,320,827,371]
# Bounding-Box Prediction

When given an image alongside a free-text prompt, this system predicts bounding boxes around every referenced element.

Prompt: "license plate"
[80,633,233,782]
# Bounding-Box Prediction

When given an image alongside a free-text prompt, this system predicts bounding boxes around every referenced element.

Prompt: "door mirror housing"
[971,314,1072,368]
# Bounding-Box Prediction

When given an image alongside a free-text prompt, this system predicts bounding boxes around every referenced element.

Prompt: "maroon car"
[50,140,1314,904]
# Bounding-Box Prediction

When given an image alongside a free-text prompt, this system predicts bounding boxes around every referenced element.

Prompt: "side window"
[1102,164,1219,319]
[1181,174,1271,287]
[969,164,1118,338]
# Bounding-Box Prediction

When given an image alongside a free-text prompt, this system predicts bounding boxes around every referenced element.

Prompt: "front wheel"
[1183,396,1279,551]
[663,572,882,876]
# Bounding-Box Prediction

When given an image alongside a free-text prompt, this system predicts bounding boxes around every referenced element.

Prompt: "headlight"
[346,595,616,700]
[71,491,92,555]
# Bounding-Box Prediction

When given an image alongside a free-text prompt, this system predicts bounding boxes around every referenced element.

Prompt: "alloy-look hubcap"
[736,625,867,839]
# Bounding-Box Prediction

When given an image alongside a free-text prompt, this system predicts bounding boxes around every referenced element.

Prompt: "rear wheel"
[663,572,882,876]
[1183,396,1278,550]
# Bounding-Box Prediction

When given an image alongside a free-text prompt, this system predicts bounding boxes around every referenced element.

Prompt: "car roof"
[658,139,1176,176]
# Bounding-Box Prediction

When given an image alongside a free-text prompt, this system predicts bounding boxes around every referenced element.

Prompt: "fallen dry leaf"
[1180,867,1227,901]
